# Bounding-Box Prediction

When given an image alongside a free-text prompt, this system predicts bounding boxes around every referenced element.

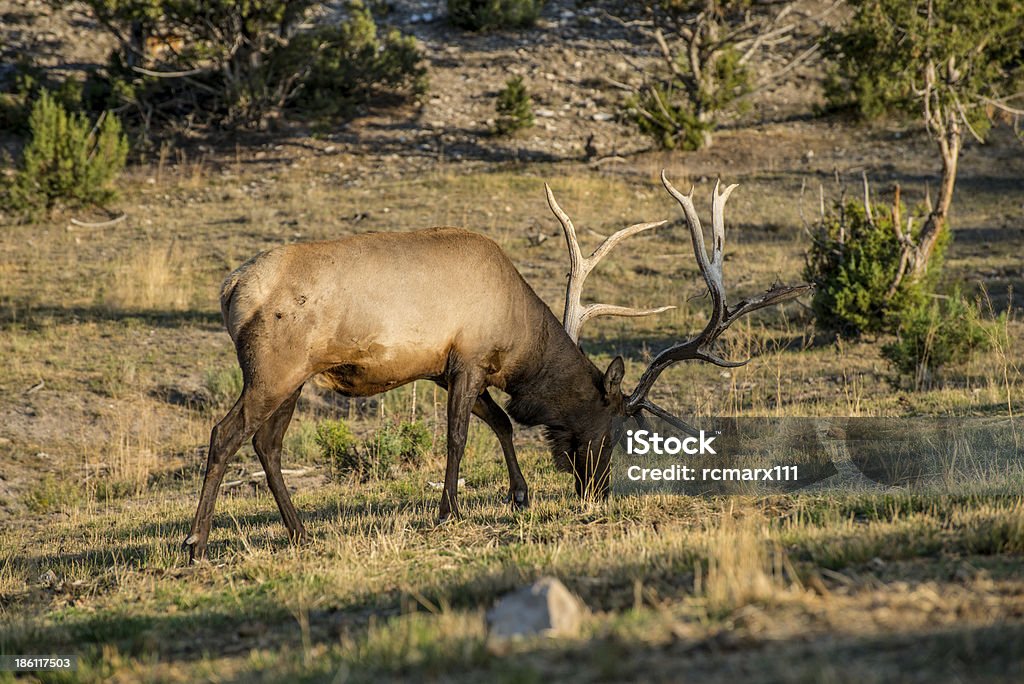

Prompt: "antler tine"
[710,179,738,274]
[590,220,669,264]
[546,183,674,343]
[661,171,728,340]
[580,302,675,331]
[626,172,811,415]
[546,182,583,266]
[660,171,712,277]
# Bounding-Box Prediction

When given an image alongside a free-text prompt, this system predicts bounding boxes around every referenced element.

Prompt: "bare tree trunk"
[911,114,961,280]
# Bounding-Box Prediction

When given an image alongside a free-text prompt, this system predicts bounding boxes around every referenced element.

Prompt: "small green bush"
[203,366,244,408]
[368,420,433,468]
[494,77,534,135]
[626,48,750,151]
[803,199,941,338]
[882,290,994,387]
[275,2,428,120]
[23,474,83,514]
[78,0,426,130]
[7,91,128,214]
[447,0,543,31]
[315,418,433,480]
[627,85,710,151]
[315,418,367,477]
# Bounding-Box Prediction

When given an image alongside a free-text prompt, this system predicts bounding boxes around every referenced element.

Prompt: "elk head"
[546,171,810,498]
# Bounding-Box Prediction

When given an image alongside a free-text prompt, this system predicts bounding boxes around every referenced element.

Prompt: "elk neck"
[504,314,608,438]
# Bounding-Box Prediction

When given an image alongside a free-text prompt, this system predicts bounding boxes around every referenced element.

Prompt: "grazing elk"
[184,171,808,561]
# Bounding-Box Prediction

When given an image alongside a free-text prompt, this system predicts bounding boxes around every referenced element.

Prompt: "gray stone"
[486,577,587,640]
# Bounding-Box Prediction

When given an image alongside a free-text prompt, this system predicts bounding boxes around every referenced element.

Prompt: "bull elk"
[184,171,808,561]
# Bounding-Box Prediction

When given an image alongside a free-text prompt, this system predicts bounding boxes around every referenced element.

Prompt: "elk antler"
[625,171,811,418]
[544,184,674,342]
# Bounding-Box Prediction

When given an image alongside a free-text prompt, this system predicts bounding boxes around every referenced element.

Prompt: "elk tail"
[219,270,244,331]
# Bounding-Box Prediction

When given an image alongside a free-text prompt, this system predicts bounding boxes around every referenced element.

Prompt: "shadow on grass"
[0,302,222,331]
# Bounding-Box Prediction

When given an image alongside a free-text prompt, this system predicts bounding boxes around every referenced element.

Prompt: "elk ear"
[603,356,625,398]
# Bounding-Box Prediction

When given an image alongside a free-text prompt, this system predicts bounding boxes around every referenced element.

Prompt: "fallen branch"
[221,467,312,489]
[69,213,127,229]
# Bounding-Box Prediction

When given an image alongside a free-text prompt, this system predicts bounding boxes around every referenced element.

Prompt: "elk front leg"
[472,390,528,509]
[438,366,485,522]
[251,386,308,545]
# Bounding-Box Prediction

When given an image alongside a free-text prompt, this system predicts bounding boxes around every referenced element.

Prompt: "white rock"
[592,112,614,121]
[486,577,587,640]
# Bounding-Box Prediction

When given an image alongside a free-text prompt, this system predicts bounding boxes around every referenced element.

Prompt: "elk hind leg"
[473,390,528,509]
[252,386,308,545]
[185,383,296,562]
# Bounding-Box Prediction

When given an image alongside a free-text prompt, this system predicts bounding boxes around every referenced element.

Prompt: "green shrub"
[315,418,433,480]
[315,418,366,477]
[447,0,543,31]
[626,85,711,151]
[7,91,128,214]
[203,366,244,408]
[367,420,433,468]
[276,3,427,120]
[625,44,750,151]
[803,199,941,338]
[882,290,995,387]
[494,76,534,135]
[824,0,1024,129]
[23,474,83,514]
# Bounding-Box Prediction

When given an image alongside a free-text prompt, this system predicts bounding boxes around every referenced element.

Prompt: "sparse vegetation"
[315,418,361,477]
[5,90,127,214]
[882,290,995,388]
[367,419,434,469]
[447,0,543,31]
[101,241,198,312]
[494,76,534,135]
[620,0,821,150]
[271,3,428,120]
[284,419,320,463]
[627,83,714,151]
[21,474,83,514]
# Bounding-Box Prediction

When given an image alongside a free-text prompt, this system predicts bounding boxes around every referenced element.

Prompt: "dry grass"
[100,240,198,312]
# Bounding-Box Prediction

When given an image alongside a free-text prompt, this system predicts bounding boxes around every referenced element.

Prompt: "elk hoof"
[183,535,206,564]
[505,488,530,510]
[436,509,462,525]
